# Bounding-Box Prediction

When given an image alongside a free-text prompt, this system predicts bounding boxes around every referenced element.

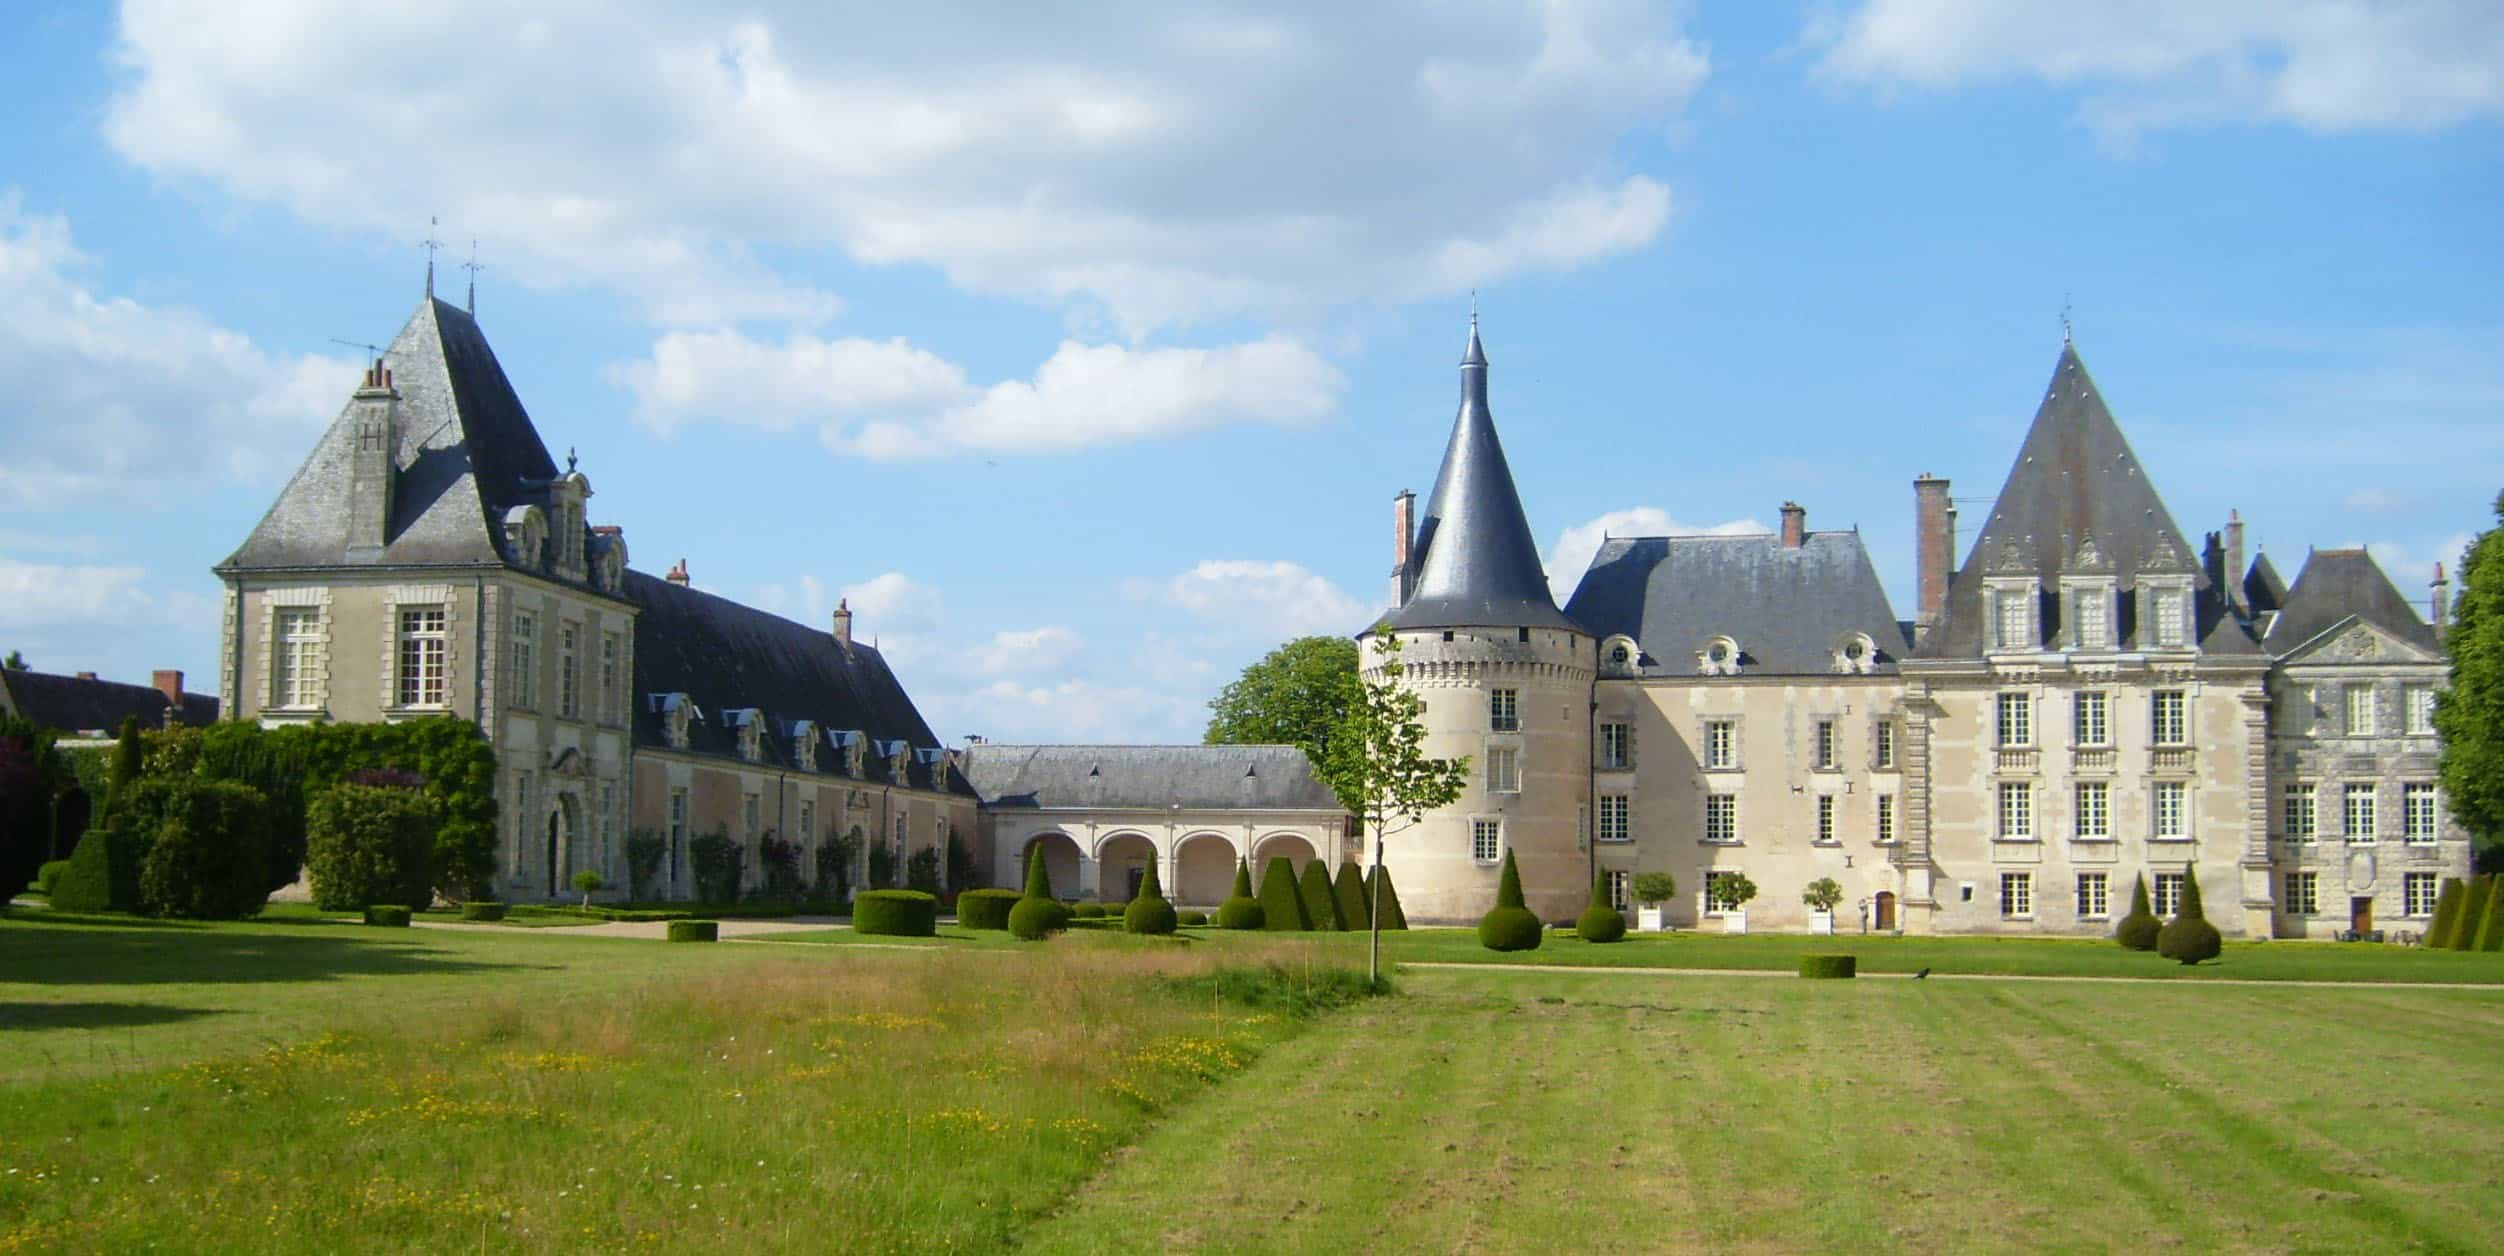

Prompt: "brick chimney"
[1390,489,1416,607]
[2433,563,2451,644]
[665,558,690,586]
[833,597,853,649]
[74,671,97,681]
[2223,510,2247,614]
[1914,475,1955,640]
[345,360,398,557]
[152,669,184,706]
[1779,501,1806,549]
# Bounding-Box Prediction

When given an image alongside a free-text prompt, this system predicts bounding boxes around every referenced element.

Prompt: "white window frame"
[2404,872,2439,918]
[1995,588,2033,650]
[1704,869,1749,914]
[1996,692,2033,748]
[1471,818,1503,864]
[1813,719,1837,770]
[2074,691,2109,747]
[1703,719,1737,771]
[1875,794,1896,845]
[2406,685,2436,736]
[1597,794,1630,844]
[1997,781,2034,842]
[2152,781,2187,841]
[1815,794,1837,844]
[2075,781,2110,841]
[272,605,323,710]
[1605,870,1630,913]
[2000,872,2033,919]
[799,799,816,845]
[558,621,581,719]
[1486,745,1520,794]
[2151,691,2187,746]
[396,606,448,709]
[2285,871,2317,916]
[2153,589,2187,647]
[1873,719,1896,769]
[2344,784,2377,843]
[1489,688,1519,733]
[2154,872,2184,919]
[2075,872,2109,919]
[2345,686,2377,738]
[1703,793,1738,845]
[2074,589,2109,650]
[2403,783,2438,844]
[1599,721,1631,769]
[2284,783,2317,842]
[599,631,622,725]
[511,611,538,710]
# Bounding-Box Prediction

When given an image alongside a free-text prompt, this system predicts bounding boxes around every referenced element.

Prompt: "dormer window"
[502,505,547,572]
[791,722,818,771]
[649,692,699,749]
[1986,582,2039,652]
[2138,580,2193,649]
[1698,636,1741,676]
[1832,632,1877,675]
[841,731,867,776]
[722,708,765,761]
[1600,635,1639,678]
[2072,587,2111,650]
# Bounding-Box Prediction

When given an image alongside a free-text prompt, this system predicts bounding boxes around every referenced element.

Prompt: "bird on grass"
[1912,967,1931,980]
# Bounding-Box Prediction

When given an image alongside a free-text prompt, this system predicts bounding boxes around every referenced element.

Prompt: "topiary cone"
[2450,875,2493,951]
[1298,859,1345,931]
[2423,877,2466,949]
[1123,857,1177,936]
[2156,868,2221,965]
[1576,872,1627,943]
[1007,843,1071,940]
[2476,876,2504,952]
[2116,873,2159,951]
[1367,865,1408,931]
[1258,856,1311,931]
[1477,848,1542,952]
[1215,856,1265,929]
[1333,860,1369,928]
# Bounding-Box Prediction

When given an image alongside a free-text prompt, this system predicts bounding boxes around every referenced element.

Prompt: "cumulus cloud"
[0,194,359,509]
[1545,507,1769,602]
[1811,0,2504,137]
[1125,560,1374,641]
[104,2,1705,332]
[968,626,1084,677]
[0,552,219,632]
[929,678,1206,744]
[2362,532,2477,597]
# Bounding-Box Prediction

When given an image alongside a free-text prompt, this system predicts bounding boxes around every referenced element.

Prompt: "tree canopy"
[2437,491,2504,866]
[1204,636,1363,809]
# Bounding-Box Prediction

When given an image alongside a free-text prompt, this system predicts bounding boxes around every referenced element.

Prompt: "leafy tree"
[946,831,980,891]
[1258,855,1310,931]
[1631,872,1677,906]
[0,714,62,902]
[1341,632,1471,984]
[2116,874,2160,950]
[105,718,143,817]
[1476,847,1542,951]
[1802,877,1844,914]
[1576,872,1626,943]
[690,826,744,905]
[1205,636,1364,809]
[904,844,943,895]
[626,829,668,900]
[1298,858,1345,930]
[2438,491,2504,864]
[2156,868,2222,965]
[304,782,436,911]
[572,869,605,907]
[1,650,26,671]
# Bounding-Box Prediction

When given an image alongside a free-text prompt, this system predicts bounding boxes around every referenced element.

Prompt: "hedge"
[1798,954,1858,979]
[1216,858,1264,930]
[2476,876,2504,952]
[306,783,437,912]
[0,716,66,902]
[854,889,939,937]
[1366,865,1408,931]
[363,904,412,928]
[47,829,127,914]
[1476,849,1542,952]
[1298,860,1346,931]
[138,780,274,920]
[2450,875,2493,951]
[2422,878,2466,949]
[2116,874,2160,951]
[1072,901,1108,920]
[956,888,1021,930]
[1576,873,1627,943]
[1124,859,1177,936]
[1257,856,1310,932]
[1177,909,1209,927]
[2156,869,2222,966]
[33,859,68,898]
[1332,861,1369,930]
[667,919,719,943]
[1008,845,1071,941]
[459,901,509,922]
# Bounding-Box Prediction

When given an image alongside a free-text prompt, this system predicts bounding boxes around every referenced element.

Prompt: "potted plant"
[1712,871,1758,935]
[1802,876,1844,935]
[1631,871,1678,932]
[571,868,606,909]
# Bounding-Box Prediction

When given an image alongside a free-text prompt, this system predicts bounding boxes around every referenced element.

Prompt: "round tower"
[1363,319,1593,924]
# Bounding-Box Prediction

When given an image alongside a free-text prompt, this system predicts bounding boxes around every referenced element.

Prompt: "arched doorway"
[1097,833,1157,903]
[1022,832,1082,901]
[545,795,577,899]
[1175,834,1237,908]
[1252,832,1319,876]
[1874,891,1896,932]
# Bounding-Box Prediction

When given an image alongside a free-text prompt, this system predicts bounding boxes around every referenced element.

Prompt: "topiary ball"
[1177,909,1209,927]
[1008,895,1072,941]
[1576,903,1627,944]
[955,888,1021,931]
[363,904,412,928]
[667,919,718,943]
[459,901,508,922]
[854,889,939,938]
[2116,911,2161,952]
[1124,895,1178,936]
[2157,917,2222,965]
[1798,954,1857,979]
[1213,897,1265,930]
[1477,906,1543,952]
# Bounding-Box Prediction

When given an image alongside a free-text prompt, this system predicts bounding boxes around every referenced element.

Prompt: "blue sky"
[3,2,2498,742]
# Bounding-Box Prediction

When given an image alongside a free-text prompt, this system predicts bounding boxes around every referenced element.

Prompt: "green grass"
[1026,966,2504,1253]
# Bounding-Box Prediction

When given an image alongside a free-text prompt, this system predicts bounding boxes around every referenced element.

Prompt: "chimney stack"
[1390,489,1416,608]
[2223,510,2247,614]
[152,669,184,706]
[1914,475,1955,640]
[75,671,97,681]
[1779,501,1806,549]
[345,357,399,556]
[665,558,690,586]
[833,598,853,649]
[2433,562,2451,643]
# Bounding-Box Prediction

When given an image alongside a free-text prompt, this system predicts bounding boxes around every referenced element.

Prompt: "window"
[511,612,537,708]
[2154,872,2184,918]
[2000,872,2033,918]
[558,622,580,719]
[1873,720,1896,769]
[2405,872,2439,917]
[1599,721,1631,769]
[396,606,448,707]
[2345,686,2377,737]
[2406,685,2436,736]
[2151,691,2187,746]
[1704,870,1749,913]
[2153,590,2186,647]
[2074,590,2108,648]
[2074,691,2109,746]
[2075,781,2110,840]
[668,787,688,892]
[2075,872,2109,919]
[1605,870,1630,912]
[1815,794,1837,844]
[2285,871,2318,915]
[599,632,621,724]
[1704,794,1738,844]
[1875,795,1896,845]
[2152,781,2187,841]
[2344,784,2377,843]
[1489,688,1519,732]
[2284,784,2317,842]
[1813,720,1837,770]
[513,772,532,879]
[1997,781,2033,841]
[742,793,761,839]
[1486,746,1520,794]
[1996,589,2032,649]
[1597,795,1630,843]
[1704,720,1737,770]
[597,781,615,878]
[1996,692,2033,747]
[798,799,815,845]
[2404,784,2438,843]
[272,606,322,709]
[1471,819,1502,863]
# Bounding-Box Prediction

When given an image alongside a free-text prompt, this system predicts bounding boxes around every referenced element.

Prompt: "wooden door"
[2351,896,2373,935]
[1875,891,1896,931]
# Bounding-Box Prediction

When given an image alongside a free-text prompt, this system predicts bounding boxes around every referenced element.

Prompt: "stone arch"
[1096,832,1157,903]
[1021,832,1083,901]
[1251,831,1319,874]
[1174,832,1240,907]
[544,792,579,899]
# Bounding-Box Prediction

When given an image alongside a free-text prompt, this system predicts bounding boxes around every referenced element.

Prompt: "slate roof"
[1379,322,1580,633]
[222,297,574,574]
[1563,530,1911,676]
[1917,343,2258,658]
[0,669,218,737]
[960,744,1341,812]
[2244,553,2288,616]
[2264,548,2439,656]
[627,570,974,796]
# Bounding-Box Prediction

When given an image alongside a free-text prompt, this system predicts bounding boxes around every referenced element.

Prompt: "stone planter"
[1809,910,1835,935]
[1723,910,1748,935]
[1637,905,1669,933]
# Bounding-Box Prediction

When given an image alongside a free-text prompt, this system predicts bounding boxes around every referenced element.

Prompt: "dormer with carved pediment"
[1982,535,2041,654]
[2136,535,2198,651]
[2061,533,2120,652]
[790,720,819,771]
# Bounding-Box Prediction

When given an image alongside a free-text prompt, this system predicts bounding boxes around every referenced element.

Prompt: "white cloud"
[611,331,970,434]
[104,2,1705,332]
[836,571,943,637]
[1811,1,2504,137]
[1126,560,1374,641]
[968,626,1084,677]
[931,678,1205,744]
[0,553,216,632]
[0,194,360,509]
[2363,532,2476,593]
[1545,507,1768,602]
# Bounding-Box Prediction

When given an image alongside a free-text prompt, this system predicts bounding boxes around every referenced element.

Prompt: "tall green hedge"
[49,824,138,914]
[2475,877,2504,952]
[2452,875,2494,951]
[1257,856,1310,931]
[956,888,1021,930]
[2156,869,2222,966]
[2423,878,2468,949]
[854,889,939,937]
[1476,848,1543,952]
[1576,872,1627,943]
[1297,859,1345,931]
[137,780,274,920]
[1215,857,1264,930]
[305,783,437,911]
[1332,860,1368,930]
[1366,865,1408,931]
[1123,858,1177,936]
[2116,874,2160,951]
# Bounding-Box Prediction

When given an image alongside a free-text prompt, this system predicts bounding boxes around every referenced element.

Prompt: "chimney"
[2223,510,2247,614]
[345,358,399,555]
[74,671,97,681]
[152,669,184,706]
[1914,475,1955,639]
[833,597,853,649]
[2433,562,2451,643]
[665,558,690,586]
[1779,501,1806,549]
[1390,489,1417,607]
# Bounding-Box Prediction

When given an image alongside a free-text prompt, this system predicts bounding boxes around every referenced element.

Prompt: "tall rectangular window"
[1996,589,2032,649]
[1875,795,1896,845]
[599,632,622,724]
[2075,781,2110,840]
[2285,871,2318,915]
[272,606,321,709]
[2154,872,2184,918]
[511,612,537,709]
[2000,872,2033,918]
[513,772,532,872]
[2284,784,2317,842]
[2151,691,2187,745]
[1704,794,1738,844]
[668,787,688,892]
[799,799,816,844]
[1605,870,1630,912]
[2406,685,2436,736]
[396,606,447,708]
[2074,590,2108,648]
[1997,781,2033,841]
[558,622,581,719]
[2075,872,2109,919]
[597,781,615,878]
[1815,794,1837,844]
[1471,819,1502,863]
[1873,720,1896,769]
[1486,746,1520,794]
[2154,590,2187,647]
[1996,692,2032,747]
[2405,872,2439,917]
[2152,781,2187,841]
[1597,795,1630,843]
[2404,783,2438,843]
[2345,686,2377,737]
[2345,784,2377,842]
[1704,720,1736,770]
[1489,688,1519,732]
[742,793,761,839]
[1599,721,1631,769]
[2074,691,2109,746]
[1813,720,1837,770]
[1705,870,1748,913]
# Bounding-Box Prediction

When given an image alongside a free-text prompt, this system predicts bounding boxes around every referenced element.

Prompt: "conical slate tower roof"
[1379,322,1580,633]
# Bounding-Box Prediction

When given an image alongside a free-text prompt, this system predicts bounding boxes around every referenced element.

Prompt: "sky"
[2,1,2498,745]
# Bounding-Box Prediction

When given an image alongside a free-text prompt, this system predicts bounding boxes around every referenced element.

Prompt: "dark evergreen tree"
[1007,843,1071,940]
[1214,856,1265,929]
[1332,860,1369,928]
[1298,859,1345,930]
[1366,864,1408,930]
[2452,874,2494,951]
[2116,873,2160,951]
[1476,847,1543,951]
[1123,857,1177,935]
[1257,855,1311,931]
[2423,877,2467,949]
[1576,872,1627,943]
[2156,868,2222,965]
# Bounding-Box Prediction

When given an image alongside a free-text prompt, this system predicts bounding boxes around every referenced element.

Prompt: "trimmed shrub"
[1007,845,1071,941]
[1257,856,1310,931]
[138,780,273,920]
[854,889,939,937]
[667,919,719,943]
[1298,859,1346,931]
[363,904,412,927]
[1216,857,1265,930]
[1631,871,1678,906]
[2449,874,2493,951]
[1366,865,1408,931]
[1124,859,1177,936]
[1072,901,1108,919]
[2423,877,2467,949]
[1576,873,1627,943]
[2476,876,2504,952]
[47,829,127,914]
[1802,877,1845,914]
[1332,860,1369,929]
[2116,874,2160,951]
[956,887,1021,930]
[2157,869,2222,966]
[459,901,508,922]
[1798,954,1858,979]
[305,783,437,912]
[32,859,67,897]
[1178,909,1209,927]
[1476,848,1543,952]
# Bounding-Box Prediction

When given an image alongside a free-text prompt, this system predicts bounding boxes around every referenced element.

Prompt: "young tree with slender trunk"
[1332,632,1469,987]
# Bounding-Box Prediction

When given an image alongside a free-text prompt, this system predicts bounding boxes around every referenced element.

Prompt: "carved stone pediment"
[2141,535,2192,574]
[2283,617,2437,667]
[2069,534,2111,573]
[1986,536,2032,574]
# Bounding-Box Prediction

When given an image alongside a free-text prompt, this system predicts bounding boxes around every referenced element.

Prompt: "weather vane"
[566,446,578,474]
[421,216,442,296]
[2061,292,2073,344]
[462,239,486,314]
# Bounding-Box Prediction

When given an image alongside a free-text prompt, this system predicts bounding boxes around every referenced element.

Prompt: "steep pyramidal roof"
[2244,552,2289,616]
[1917,342,2255,657]
[1379,321,1580,633]
[222,297,561,571]
[1564,530,1910,675]
[2265,548,2437,654]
